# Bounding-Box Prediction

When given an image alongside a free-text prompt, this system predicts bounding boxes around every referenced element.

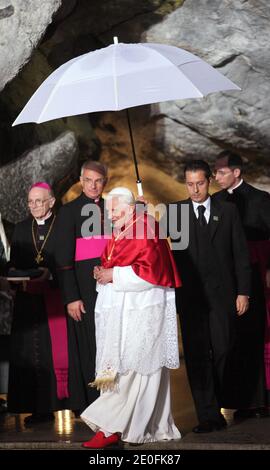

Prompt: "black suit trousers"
[179,285,235,423]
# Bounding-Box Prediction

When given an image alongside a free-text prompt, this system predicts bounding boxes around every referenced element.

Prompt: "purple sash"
[75,236,109,261]
[248,241,270,390]
[26,281,69,400]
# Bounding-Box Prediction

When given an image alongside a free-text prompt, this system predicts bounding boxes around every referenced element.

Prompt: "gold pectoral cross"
[32,216,56,267]
[35,253,44,264]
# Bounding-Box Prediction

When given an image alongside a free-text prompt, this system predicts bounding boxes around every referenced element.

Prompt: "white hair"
[107,187,135,205]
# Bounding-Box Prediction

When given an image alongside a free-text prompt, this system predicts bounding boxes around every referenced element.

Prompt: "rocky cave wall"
[0,0,269,223]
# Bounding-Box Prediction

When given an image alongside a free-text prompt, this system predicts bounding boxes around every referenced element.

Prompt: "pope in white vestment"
[81,187,181,448]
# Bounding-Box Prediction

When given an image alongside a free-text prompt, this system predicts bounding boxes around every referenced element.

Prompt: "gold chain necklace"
[32,215,56,264]
[106,216,140,261]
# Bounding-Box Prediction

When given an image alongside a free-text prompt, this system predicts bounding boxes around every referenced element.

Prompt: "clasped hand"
[93,266,113,285]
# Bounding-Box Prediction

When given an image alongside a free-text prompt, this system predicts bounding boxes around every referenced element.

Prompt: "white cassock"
[81,265,181,443]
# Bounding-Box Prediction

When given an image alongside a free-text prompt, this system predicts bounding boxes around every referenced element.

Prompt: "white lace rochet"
[94,265,180,382]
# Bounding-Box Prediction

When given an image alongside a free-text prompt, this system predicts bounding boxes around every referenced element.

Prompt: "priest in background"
[55,161,108,415]
[214,151,270,419]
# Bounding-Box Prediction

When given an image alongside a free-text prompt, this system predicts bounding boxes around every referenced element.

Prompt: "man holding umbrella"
[165,160,251,433]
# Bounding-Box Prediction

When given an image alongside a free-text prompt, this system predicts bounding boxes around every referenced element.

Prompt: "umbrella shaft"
[126,109,141,182]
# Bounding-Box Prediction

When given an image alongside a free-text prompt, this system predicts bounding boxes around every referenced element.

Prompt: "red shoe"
[82,431,119,449]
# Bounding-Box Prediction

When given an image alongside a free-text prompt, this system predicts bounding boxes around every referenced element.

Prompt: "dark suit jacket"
[166,197,251,319]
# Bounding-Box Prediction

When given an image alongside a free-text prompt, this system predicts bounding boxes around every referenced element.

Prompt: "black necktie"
[198,205,207,227]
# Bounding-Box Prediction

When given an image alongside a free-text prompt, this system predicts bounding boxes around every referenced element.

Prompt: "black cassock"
[55,193,107,412]
[213,181,270,409]
[8,214,69,413]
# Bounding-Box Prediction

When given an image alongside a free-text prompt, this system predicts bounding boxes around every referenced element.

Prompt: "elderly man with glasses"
[8,182,70,425]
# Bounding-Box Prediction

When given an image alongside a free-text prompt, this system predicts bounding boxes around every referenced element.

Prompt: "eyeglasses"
[82,177,105,186]
[27,198,51,207]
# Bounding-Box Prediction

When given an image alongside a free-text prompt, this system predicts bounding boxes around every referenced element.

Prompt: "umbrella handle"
[126,109,143,195]
[136,180,143,196]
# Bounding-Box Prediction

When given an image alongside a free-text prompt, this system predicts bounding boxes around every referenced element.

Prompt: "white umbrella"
[13,38,240,194]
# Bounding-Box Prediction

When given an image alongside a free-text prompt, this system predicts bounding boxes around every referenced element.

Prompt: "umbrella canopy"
[13,41,240,126]
[13,39,240,195]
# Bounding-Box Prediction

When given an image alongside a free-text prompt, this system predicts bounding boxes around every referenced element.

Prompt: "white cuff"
[113,265,154,292]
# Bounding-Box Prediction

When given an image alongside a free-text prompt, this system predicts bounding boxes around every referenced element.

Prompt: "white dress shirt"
[192,197,211,224]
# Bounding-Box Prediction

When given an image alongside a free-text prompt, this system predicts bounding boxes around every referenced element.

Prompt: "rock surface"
[0,0,62,92]
[94,0,270,180]
[145,0,270,177]
[0,131,78,223]
[0,0,269,210]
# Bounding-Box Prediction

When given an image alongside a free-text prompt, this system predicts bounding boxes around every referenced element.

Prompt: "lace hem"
[95,296,179,377]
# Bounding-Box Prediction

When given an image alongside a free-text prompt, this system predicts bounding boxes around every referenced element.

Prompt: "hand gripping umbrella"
[13,37,240,195]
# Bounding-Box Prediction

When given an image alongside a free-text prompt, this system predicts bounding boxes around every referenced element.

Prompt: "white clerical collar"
[35,211,52,225]
[227,179,243,194]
